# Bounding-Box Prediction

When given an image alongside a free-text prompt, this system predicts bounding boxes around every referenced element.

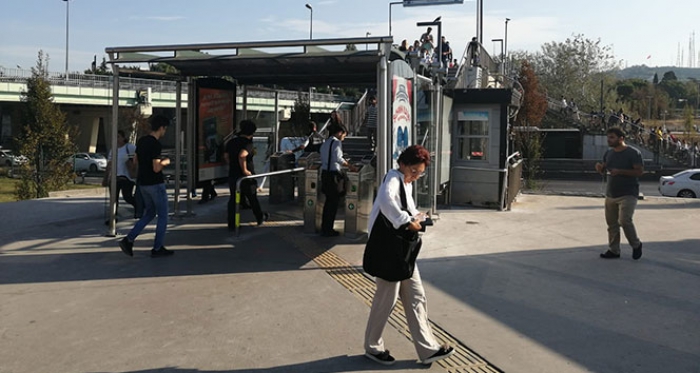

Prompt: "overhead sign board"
[403,0,464,6]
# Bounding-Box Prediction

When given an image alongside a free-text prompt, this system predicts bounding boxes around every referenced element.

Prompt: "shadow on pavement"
[418,240,700,373]
[91,355,432,372]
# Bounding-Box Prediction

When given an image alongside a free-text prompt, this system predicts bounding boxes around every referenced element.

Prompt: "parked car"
[67,153,107,172]
[658,169,700,198]
[0,149,28,167]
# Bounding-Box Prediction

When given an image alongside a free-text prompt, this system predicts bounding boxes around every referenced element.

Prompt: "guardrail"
[0,66,350,101]
[233,167,305,236]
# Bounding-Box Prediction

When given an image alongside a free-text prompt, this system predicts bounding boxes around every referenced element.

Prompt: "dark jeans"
[116,176,136,206]
[117,176,143,217]
[228,178,263,228]
[127,183,168,250]
[321,171,342,233]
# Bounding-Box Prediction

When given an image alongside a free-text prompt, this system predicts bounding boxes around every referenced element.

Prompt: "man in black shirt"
[119,115,173,258]
[226,120,268,229]
[595,127,644,260]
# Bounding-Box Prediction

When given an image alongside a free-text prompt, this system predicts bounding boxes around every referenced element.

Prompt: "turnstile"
[344,164,375,238]
[298,152,321,205]
[303,165,324,233]
[269,152,296,204]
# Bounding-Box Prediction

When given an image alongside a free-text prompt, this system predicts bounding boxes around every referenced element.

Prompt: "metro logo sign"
[403,0,465,6]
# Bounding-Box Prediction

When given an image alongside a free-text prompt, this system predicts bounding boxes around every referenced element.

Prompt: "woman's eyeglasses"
[409,168,426,178]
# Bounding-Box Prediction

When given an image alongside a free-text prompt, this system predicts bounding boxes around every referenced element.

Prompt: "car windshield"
[89,153,106,159]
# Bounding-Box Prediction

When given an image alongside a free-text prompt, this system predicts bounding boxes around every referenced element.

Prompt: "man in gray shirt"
[595,128,644,260]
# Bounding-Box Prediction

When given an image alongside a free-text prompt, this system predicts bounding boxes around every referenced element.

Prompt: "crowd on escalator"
[396,27,458,69]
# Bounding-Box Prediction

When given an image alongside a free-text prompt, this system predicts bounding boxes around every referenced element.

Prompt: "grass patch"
[0,173,101,203]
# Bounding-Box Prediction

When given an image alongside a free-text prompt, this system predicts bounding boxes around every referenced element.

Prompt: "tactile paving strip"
[266,219,503,373]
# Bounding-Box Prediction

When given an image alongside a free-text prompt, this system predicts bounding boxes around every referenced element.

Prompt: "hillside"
[617,65,700,81]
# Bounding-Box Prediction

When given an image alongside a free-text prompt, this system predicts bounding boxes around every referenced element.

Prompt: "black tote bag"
[362,177,422,282]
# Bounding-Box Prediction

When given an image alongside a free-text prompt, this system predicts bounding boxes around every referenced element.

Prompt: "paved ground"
[534,179,662,197]
[0,187,698,373]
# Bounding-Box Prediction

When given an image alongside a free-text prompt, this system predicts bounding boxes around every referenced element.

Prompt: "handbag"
[362,177,422,282]
[324,138,349,196]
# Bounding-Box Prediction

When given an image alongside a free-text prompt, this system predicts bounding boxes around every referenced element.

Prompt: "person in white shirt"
[363,145,454,366]
[319,123,356,236]
[107,130,140,217]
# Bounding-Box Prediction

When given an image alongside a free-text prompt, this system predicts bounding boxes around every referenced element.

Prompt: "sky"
[1,0,698,74]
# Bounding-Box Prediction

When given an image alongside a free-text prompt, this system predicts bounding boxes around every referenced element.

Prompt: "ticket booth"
[448,89,520,208]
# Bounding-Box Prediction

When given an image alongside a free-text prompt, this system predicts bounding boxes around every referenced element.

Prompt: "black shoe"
[320,230,340,237]
[119,237,133,257]
[364,350,396,366]
[257,212,270,226]
[421,346,455,365]
[633,242,643,260]
[600,250,621,259]
[151,247,174,258]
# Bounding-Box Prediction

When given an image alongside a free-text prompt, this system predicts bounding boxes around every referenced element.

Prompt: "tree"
[661,71,677,82]
[652,72,659,85]
[84,56,111,75]
[15,51,77,200]
[525,34,620,112]
[149,62,179,74]
[513,60,548,188]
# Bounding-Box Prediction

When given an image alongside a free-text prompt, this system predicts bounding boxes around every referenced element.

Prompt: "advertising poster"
[197,84,235,181]
[391,76,412,164]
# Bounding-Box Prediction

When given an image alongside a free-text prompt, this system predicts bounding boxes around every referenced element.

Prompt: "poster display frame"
[194,78,237,184]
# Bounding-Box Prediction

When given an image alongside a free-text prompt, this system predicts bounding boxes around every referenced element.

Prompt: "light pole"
[492,38,504,75]
[305,4,313,40]
[388,1,402,36]
[504,18,510,74]
[63,0,70,77]
[366,32,371,51]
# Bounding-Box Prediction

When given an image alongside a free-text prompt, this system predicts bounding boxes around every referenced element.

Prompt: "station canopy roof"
[105,37,402,86]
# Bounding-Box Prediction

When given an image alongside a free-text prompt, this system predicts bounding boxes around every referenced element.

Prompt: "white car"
[659,169,700,198]
[67,153,108,173]
[0,149,27,167]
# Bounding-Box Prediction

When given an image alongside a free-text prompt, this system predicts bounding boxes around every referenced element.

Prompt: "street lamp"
[491,39,503,60]
[388,1,402,36]
[63,0,70,77]
[305,4,313,40]
[366,32,371,51]
[504,18,510,74]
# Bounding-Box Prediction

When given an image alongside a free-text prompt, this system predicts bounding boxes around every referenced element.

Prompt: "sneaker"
[599,250,621,259]
[119,237,133,257]
[421,346,455,365]
[151,247,174,258]
[320,230,340,237]
[364,350,396,366]
[633,242,643,260]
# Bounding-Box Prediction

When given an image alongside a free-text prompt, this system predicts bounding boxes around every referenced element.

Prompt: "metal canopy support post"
[173,81,182,217]
[376,42,390,180]
[276,91,281,150]
[108,65,120,237]
[242,86,248,120]
[432,82,442,217]
[186,77,195,215]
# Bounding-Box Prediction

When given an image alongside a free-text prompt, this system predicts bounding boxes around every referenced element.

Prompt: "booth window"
[457,120,489,161]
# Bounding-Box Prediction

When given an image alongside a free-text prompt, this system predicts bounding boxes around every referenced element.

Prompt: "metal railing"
[1,66,350,101]
[233,167,305,236]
